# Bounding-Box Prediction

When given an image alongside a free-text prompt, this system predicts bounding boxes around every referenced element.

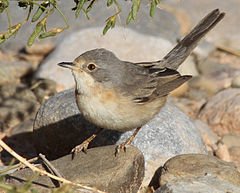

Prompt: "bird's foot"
[71,140,90,159]
[115,141,130,156]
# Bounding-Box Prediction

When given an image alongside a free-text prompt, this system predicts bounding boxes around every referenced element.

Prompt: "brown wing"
[130,65,191,103]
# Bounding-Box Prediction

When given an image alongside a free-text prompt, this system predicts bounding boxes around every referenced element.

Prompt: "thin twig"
[0,139,106,193]
[39,153,63,178]
[0,157,39,174]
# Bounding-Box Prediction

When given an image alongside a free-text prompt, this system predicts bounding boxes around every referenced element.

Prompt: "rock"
[155,175,240,193]
[188,66,240,95]
[162,0,240,56]
[0,83,40,128]
[210,49,240,70]
[33,89,207,186]
[188,76,220,96]
[9,119,34,136]
[25,40,55,55]
[198,89,240,136]
[30,78,58,104]
[220,134,240,171]
[229,146,240,171]
[193,40,216,61]
[193,120,219,153]
[1,1,180,51]
[197,58,232,75]
[159,154,240,187]
[0,61,36,85]
[5,145,144,193]
[215,141,231,162]
[221,134,240,149]
[167,97,206,120]
[232,74,240,88]
[177,55,199,76]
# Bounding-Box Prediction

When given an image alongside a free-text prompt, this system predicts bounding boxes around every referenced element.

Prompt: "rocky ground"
[0,0,240,193]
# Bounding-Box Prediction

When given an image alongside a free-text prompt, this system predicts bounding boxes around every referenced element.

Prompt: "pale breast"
[75,88,166,131]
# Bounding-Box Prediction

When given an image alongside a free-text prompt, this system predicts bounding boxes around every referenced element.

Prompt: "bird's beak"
[58,62,74,69]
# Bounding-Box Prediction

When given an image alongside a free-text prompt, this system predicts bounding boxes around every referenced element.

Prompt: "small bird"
[58,9,225,155]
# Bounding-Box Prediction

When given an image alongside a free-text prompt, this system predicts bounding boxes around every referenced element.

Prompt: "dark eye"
[87,63,96,71]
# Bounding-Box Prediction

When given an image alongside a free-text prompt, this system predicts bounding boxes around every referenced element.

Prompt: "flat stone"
[33,89,207,185]
[5,145,144,193]
[155,175,240,193]
[159,154,240,186]
[198,89,240,136]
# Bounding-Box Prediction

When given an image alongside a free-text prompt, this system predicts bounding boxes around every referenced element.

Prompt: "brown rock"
[25,40,55,55]
[221,134,240,149]
[194,120,219,153]
[215,141,231,162]
[198,89,240,136]
[159,154,240,186]
[229,146,240,171]
[5,145,144,193]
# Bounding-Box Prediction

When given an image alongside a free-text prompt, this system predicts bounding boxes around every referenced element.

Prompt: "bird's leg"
[71,128,104,156]
[115,127,141,156]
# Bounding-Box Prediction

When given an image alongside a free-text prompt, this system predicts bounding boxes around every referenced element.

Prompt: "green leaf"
[75,0,86,18]
[132,0,138,20]
[126,11,132,25]
[150,0,156,18]
[103,20,112,35]
[28,18,46,46]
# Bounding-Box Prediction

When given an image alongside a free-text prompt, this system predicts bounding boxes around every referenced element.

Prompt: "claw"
[71,141,90,159]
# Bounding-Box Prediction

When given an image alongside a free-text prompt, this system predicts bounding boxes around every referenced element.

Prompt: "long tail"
[159,9,225,70]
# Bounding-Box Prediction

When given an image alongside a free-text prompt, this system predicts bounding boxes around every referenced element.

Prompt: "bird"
[58,9,225,156]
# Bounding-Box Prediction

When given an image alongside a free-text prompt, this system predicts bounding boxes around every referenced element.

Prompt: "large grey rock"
[33,89,207,185]
[156,175,240,193]
[1,1,180,50]
[5,145,144,193]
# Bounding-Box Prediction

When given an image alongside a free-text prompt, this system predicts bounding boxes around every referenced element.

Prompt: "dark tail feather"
[159,9,225,70]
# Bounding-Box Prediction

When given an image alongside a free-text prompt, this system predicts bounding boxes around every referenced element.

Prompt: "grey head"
[58,48,149,90]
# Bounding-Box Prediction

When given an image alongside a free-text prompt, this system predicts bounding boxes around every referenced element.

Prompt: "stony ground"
[0,1,240,193]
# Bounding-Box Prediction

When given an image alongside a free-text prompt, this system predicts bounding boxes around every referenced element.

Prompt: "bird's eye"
[87,63,96,71]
